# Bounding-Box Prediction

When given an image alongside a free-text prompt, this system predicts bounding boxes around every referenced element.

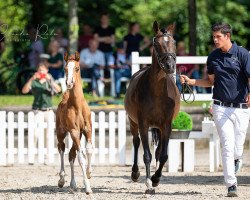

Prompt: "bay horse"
[124,21,180,194]
[56,52,93,194]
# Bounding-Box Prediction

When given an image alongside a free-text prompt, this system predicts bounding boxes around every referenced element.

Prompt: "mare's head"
[64,51,81,90]
[152,21,176,74]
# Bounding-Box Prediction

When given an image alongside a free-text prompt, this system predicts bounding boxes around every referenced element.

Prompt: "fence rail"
[0,110,126,166]
[131,52,213,101]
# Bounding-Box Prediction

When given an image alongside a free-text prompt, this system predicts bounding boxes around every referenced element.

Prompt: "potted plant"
[170,111,193,139]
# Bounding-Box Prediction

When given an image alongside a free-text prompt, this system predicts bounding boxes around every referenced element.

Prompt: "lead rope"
[178,72,195,104]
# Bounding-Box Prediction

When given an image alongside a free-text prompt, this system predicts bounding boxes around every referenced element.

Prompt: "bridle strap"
[153,34,176,73]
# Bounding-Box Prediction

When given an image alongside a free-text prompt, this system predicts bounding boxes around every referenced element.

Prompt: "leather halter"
[153,33,176,74]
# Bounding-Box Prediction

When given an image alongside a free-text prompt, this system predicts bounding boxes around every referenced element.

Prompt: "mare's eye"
[75,66,80,72]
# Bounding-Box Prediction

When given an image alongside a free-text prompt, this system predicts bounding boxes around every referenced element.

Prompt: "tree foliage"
[0,0,250,94]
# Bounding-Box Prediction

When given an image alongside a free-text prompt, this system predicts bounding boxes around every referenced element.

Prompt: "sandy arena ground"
[0,149,250,200]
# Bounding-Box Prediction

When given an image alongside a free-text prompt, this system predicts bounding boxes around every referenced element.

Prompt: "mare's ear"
[167,23,176,35]
[64,51,68,61]
[153,21,160,34]
[75,51,80,62]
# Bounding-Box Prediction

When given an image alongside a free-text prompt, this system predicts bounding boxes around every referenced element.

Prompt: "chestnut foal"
[56,52,93,194]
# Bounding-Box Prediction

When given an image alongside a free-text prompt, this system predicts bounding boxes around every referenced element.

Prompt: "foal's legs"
[84,128,93,179]
[151,124,171,187]
[139,121,154,194]
[57,131,66,188]
[71,130,92,194]
[69,145,77,190]
[129,118,140,182]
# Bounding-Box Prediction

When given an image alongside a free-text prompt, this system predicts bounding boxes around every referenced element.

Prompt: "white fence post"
[17,112,25,164]
[118,110,126,165]
[28,112,35,164]
[98,111,106,164]
[37,112,45,164]
[109,111,116,164]
[47,111,55,164]
[91,111,96,163]
[0,111,7,166]
[7,112,15,165]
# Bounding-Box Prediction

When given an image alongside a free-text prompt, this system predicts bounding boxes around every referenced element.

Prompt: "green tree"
[0,0,30,94]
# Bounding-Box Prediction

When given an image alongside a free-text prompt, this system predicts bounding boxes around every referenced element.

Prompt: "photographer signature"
[0,23,56,41]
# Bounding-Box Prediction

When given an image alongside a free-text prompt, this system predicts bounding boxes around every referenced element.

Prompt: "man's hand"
[180,75,193,85]
[246,93,250,107]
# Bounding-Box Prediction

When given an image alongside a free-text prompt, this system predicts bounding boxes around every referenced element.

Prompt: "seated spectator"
[80,39,105,97]
[78,24,93,51]
[46,40,66,91]
[27,26,44,68]
[53,28,68,55]
[176,41,202,93]
[109,42,131,98]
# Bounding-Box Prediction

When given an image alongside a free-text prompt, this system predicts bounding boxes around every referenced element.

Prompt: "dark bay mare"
[124,21,180,194]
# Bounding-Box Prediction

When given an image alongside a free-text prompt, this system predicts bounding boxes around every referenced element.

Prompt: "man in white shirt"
[80,39,105,96]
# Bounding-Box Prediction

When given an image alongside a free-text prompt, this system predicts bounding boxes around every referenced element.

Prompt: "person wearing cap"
[108,42,131,98]
[180,22,250,197]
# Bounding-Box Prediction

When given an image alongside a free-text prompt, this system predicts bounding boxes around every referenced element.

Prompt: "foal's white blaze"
[66,61,75,88]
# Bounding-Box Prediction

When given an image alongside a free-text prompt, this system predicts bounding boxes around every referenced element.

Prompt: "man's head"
[100,12,109,26]
[88,39,99,52]
[211,23,232,49]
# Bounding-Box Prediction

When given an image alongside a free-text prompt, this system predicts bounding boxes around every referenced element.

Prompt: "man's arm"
[180,74,214,87]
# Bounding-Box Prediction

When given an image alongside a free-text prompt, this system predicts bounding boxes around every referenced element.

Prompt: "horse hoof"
[145,188,155,194]
[58,179,65,188]
[70,181,77,190]
[86,188,93,195]
[131,171,140,182]
[151,174,160,187]
[87,171,92,179]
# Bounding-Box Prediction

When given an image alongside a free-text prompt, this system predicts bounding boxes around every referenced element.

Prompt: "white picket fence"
[0,110,126,166]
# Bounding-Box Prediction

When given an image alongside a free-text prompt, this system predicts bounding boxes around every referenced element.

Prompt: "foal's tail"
[151,128,160,146]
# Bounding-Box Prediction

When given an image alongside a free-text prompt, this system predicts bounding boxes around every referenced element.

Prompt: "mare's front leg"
[139,122,154,194]
[57,130,66,188]
[129,117,140,182]
[151,124,171,187]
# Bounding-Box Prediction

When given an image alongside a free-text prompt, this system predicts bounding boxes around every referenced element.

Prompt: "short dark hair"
[211,22,232,36]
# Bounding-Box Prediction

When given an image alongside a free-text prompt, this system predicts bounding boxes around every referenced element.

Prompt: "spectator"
[176,41,202,93]
[109,42,131,98]
[46,40,66,92]
[80,39,105,97]
[123,22,150,59]
[94,12,115,78]
[53,27,68,55]
[22,62,61,162]
[27,26,44,68]
[78,24,93,51]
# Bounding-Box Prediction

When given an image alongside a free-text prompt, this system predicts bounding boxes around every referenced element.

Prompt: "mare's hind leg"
[69,145,77,190]
[151,123,171,187]
[138,121,154,194]
[57,130,66,188]
[129,117,140,182]
[71,130,92,194]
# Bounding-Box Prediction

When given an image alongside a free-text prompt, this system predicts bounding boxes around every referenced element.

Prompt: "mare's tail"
[151,128,160,146]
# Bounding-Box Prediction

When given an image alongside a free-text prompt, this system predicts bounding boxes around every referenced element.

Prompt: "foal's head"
[64,51,81,90]
[152,21,176,74]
